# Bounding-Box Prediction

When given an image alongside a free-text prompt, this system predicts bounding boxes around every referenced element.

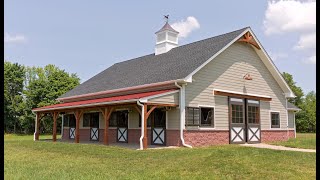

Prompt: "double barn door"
[229,98,261,144]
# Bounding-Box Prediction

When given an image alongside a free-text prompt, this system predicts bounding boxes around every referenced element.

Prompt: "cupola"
[155,17,179,55]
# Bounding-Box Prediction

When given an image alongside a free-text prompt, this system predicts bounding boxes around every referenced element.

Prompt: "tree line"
[4,61,80,134]
[4,62,316,134]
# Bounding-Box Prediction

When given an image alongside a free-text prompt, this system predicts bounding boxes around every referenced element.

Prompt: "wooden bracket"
[238,32,261,50]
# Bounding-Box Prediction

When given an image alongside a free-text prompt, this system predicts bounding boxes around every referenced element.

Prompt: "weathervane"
[164,14,169,22]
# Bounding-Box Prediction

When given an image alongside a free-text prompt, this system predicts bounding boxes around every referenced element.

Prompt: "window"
[153,109,166,127]
[200,107,214,126]
[63,114,70,127]
[83,113,99,127]
[248,106,259,124]
[186,107,214,127]
[271,112,280,128]
[186,107,200,126]
[231,104,244,123]
[109,110,128,127]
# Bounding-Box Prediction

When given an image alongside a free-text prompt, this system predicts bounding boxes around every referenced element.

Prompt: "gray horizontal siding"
[148,92,179,104]
[185,42,288,130]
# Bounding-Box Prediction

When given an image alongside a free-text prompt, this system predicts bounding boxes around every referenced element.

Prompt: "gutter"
[137,100,144,150]
[174,81,192,148]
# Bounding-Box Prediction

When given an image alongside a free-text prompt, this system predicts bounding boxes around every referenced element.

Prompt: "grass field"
[5,134,316,179]
[270,133,316,149]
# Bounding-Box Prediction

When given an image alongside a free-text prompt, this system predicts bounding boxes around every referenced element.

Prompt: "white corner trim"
[213,88,272,99]
[183,28,250,83]
[138,90,179,103]
[269,110,281,129]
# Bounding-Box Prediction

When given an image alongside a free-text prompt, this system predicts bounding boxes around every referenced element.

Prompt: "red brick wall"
[183,130,229,147]
[261,130,295,142]
[62,128,296,146]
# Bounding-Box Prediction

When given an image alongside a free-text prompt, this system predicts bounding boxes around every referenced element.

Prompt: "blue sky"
[4,0,316,94]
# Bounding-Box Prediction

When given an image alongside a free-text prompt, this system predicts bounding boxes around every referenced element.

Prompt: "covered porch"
[32,89,179,150]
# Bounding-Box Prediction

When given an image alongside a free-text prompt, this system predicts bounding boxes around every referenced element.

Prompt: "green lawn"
[270,133,316,150]
[5,135,316,179]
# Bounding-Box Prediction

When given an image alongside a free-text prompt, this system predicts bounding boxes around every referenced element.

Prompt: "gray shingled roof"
[287,102,300,110]
[60,27,248,99]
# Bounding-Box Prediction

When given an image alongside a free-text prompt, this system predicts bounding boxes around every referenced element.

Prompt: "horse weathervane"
[164,14,169,22]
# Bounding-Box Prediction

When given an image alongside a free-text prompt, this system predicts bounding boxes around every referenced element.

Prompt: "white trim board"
[213,88,271,99]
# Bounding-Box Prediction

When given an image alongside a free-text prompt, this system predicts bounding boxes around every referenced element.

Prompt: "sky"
[4,0,316,94]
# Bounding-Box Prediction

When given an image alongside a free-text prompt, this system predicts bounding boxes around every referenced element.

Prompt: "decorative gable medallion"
[238,32,261,50]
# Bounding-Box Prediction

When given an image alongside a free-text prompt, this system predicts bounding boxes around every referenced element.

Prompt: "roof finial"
[164,14,169,23]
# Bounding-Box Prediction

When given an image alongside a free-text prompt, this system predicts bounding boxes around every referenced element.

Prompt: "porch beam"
[132,104,142,115]
[52,111,59,142]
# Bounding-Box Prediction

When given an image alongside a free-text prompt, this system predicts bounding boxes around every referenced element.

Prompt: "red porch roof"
[32,89,178,112]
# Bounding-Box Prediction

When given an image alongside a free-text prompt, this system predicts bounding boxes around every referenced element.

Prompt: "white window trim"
[269,110,281,129]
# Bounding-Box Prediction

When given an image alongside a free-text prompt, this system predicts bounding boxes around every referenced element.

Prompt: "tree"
[23,64,80,133]
[4,62,26,133]
[296,91,316,132]
[282,72,304,107]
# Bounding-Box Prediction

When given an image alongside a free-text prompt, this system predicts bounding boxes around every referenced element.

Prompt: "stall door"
[69,115,76,139]
[229,98,246,144]
[246,100,261,143]
[117,110,128,143]
[151,109,166,145]
[90,113,100,141]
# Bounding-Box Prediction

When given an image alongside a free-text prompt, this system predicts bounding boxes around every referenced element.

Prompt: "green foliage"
[4,62,80,134]
[282,72,304,107]
[282,72,316,133]
[4,62,26,133]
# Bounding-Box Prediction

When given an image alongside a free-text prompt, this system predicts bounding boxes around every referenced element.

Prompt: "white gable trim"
[183,27,295,98]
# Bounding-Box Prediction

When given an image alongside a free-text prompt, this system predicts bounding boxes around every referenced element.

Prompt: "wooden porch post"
[143,104,148,149]
[52,112,59,142]
[75,110,83,143]
[102,107,114,145]
[143,104,158,149]
[34,112,41,141]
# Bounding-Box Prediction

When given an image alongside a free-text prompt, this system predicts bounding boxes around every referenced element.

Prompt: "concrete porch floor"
[40,138,179,150]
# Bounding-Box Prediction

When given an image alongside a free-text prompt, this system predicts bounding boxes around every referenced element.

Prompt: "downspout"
[137,100,144,150]
[294,111,296,138]
[175,82,192,148]
[286,98,289,140]
[32,111,37,141]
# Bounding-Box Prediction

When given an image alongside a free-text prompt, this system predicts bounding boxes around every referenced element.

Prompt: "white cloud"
[294,32,316,50]
[4,32,27,44]
[263,0,316,64]
[171,16,200,38]
[268,52,288,61]
[263,0,315,35]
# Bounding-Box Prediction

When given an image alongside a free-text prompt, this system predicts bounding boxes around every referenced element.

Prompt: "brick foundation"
[183,130,229,147]
[261,130,295,143]
[61,128,295,146]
